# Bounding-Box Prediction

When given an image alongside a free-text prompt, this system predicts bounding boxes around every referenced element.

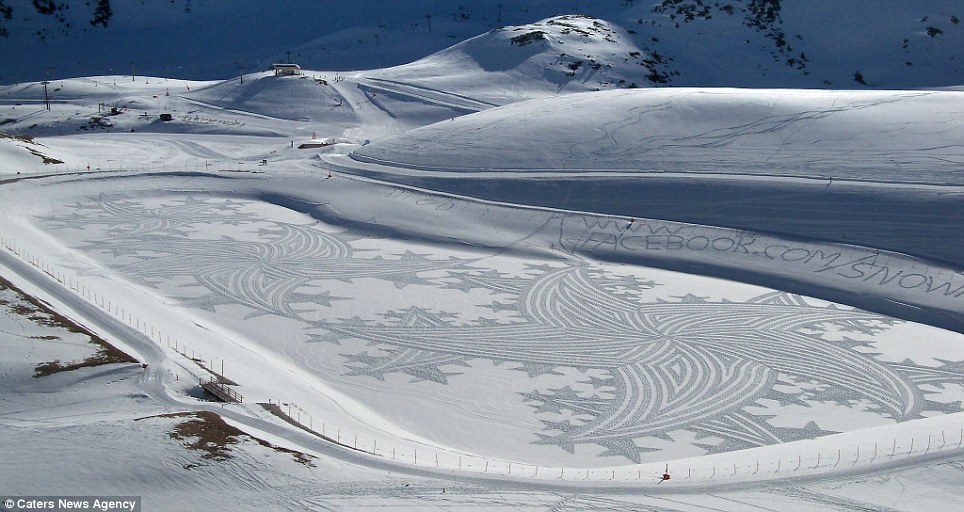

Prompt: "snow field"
[1,167,961,492]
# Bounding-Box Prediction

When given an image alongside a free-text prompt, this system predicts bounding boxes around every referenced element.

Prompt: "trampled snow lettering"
[818,256,964,297]
[560,216,964,299]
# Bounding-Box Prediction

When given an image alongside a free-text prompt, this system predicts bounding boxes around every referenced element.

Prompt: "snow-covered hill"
[351,87,964,180]
[0,13,681,149]
[365,15,659,103]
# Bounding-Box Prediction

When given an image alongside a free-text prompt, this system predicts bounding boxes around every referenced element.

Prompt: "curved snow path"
[179,97,279,120]
[360,77,498,111]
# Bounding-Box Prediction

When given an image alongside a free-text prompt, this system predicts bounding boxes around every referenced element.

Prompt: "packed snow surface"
[352,88,964,181]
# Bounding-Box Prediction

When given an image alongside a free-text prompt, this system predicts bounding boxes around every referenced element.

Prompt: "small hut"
[273,63,302,77]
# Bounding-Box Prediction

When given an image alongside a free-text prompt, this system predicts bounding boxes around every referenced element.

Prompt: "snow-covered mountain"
[2,1,962,88]
[366,15,658,102]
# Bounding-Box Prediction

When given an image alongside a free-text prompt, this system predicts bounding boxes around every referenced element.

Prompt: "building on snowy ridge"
[272,63,301,76]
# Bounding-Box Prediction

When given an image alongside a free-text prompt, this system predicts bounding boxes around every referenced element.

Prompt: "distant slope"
[632,0,964,88]
[364,15,659,104]
[1,1,961,89]
[351,88,964,182]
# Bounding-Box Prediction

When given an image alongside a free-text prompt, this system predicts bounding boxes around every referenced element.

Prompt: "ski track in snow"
[361,77,500,110]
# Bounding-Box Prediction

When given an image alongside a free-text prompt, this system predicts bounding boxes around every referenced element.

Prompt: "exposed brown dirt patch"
[0,274,138,377]
[137,411,314,466]
[1,132,63,164]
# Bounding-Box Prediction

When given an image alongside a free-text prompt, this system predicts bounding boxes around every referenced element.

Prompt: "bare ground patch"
[0,274,137,377]
[0,132,63,164]
[136,411,314,467]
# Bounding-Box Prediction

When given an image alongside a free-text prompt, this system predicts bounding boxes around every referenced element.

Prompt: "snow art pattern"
[44,196,964,462]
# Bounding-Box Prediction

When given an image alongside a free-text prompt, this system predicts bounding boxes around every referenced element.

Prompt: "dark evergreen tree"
[90,0,112,27]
